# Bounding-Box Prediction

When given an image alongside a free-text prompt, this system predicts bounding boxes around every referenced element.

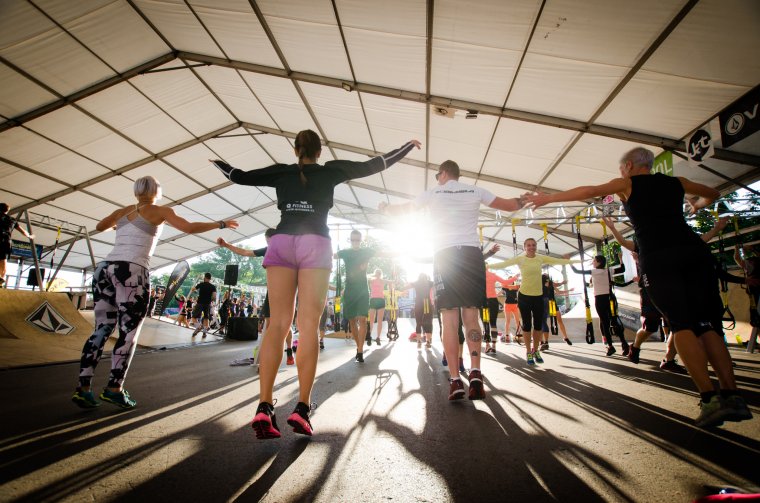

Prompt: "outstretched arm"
[680,178,720,215]
[602,216,635,252]
[525,178,630,209]
[216,237,256,257]
[700,216,728,243]
[161,207,238,234]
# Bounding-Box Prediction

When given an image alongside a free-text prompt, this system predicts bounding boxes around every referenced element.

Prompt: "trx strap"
[387,262,399,340]
[734,216,759,328]
[576,216,595,344]
[542,224,558,336]
[45,225,61,291]
[715,212,736,330]
[334,232,342,330]
[600,220,625,340]
[511,219,519,258]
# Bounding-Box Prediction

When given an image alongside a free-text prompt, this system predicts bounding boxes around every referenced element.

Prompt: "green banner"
[651,151,673,176]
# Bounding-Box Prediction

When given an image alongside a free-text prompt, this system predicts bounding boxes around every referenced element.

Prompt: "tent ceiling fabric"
[1,0,759,271]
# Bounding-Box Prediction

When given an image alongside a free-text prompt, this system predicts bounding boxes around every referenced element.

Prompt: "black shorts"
[433,246,486,310]
[518,292,543,332]
[191,302,212,320]
[414,299,434,333]
[640,246,720,336]
[0,241,11,260]
[640,287,664,333]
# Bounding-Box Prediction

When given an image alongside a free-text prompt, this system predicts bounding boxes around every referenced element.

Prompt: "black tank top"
[623,174,706,259]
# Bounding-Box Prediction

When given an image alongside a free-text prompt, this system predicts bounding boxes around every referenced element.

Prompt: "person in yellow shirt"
[489,238,579,365]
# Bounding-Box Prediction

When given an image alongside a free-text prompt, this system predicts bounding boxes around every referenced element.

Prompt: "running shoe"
[628,346,641,364]
[660,359,687,374]
[375,338,381,345]
[468,370,485,400]
[527,353,535,365]
[292,340,298,353]
[606,345,616,357]
[534,350,544,364]
[356,352,364,363]
[721,394,753,422]
[458,357,466,373]
[442,354,448,367]
[251,401,281,439]
[448,378,465,400]
[540,342,549,351]
[695,396,726,428]
[287,402,314,436]
[72,388,100,409]
[100,389,136,409]
[564,338,573,346]
[319,339,325,350]
[366,334,372,347]
[622,343,630,357]
[192,325,201,336]
[286,348,294,366]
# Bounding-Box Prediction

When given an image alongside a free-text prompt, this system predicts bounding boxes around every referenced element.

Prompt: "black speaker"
[27,268,45,287]
[224,264,238,286]
[227,317,258,340]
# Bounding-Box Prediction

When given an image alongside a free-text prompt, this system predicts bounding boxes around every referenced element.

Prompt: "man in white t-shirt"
[380,160,523,401]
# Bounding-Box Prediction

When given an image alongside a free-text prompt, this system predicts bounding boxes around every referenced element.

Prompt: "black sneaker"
[319,339,325,350]
[628,346,641,364]
[356,352,364,363]
[606,345,616,357]
[660,359,687,374]
[564,338,573,346]
[540,342,549,351]
[622,343,630,357]
[287,401,313,436]
[251,401,281,439]
[365,333,372,346]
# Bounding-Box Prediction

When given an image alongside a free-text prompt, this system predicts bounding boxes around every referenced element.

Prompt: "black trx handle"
[601,220,624,338]
[576,216,595,344]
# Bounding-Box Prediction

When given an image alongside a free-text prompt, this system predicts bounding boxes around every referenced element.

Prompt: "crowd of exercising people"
[57,130,752,436]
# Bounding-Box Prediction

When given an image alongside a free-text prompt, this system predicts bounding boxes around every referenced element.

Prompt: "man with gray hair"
[526,147,753,428]
[381,160,523,401]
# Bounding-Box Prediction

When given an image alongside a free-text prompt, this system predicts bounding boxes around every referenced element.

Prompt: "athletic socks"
[700,391,717,404]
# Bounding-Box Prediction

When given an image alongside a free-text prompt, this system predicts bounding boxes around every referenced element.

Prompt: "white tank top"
[104,208,163,269]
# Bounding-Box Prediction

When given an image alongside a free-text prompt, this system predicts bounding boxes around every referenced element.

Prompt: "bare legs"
[257,267,330,406]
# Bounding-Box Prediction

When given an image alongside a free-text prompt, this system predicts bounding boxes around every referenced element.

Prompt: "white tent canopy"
[1,0,759,272]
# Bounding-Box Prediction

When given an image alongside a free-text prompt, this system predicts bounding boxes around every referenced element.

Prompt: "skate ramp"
[0,290,102,368]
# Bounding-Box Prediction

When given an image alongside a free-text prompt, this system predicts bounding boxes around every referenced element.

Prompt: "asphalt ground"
[1,317,758,502]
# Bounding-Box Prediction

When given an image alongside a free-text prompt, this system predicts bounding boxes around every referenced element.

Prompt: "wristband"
[219,221,226,229]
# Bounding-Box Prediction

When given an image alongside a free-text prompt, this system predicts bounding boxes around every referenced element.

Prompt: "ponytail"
[294,129,321,186]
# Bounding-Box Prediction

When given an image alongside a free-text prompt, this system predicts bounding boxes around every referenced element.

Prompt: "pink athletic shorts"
[263,234,333,270]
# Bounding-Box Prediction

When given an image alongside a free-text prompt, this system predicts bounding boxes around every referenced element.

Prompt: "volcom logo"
[26,302,74,335]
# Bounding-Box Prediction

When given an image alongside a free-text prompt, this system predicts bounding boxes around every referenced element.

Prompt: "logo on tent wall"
[25,302,74,335]
[686,128,714,165]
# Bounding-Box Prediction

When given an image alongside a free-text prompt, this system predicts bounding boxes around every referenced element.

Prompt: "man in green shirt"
[336,230,378,363]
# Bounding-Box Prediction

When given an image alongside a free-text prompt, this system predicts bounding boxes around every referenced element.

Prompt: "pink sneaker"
[251,402,281,439]
[286,402,313,436]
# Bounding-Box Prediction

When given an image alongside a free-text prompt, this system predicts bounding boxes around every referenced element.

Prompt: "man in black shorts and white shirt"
[191,272,217,337]
[381,160,523,401]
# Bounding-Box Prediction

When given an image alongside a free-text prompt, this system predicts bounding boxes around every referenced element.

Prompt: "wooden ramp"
[0,290,100,368]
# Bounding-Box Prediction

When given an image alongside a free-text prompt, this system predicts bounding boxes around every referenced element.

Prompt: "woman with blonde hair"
[71,176,238,410]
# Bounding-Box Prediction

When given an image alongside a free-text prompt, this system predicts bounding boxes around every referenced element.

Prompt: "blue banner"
[11,239,43,259]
